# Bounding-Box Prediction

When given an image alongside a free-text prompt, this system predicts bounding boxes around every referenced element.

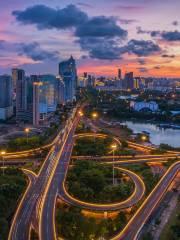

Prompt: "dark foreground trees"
[0,168,26,240]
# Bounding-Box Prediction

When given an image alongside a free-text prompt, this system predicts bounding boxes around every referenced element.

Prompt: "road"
[8,147,58,240]
[8,107,78,240]
[71,155,179,163]
[59,166,145,211]
[8,110,180,240]
[110,161,180,240]
[40,114,79,240]
[2,153,179,167]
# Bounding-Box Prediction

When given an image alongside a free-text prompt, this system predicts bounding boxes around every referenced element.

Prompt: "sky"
[0,0,180,77]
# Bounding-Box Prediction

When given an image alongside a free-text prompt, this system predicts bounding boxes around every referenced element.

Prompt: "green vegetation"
[158,143,180,152]
[163,158,178,168]
[85,89,180,124]
[125,164,160,194]
[151,143,180,154]
[141,232,153,240]
[73,136,113,156]
[73,134,134,156]
[66,161,133,204]
[5,123,60,151]
[56,204,128,240]
[160,197,180,240]
[7,136,43,151]
[0,168,27,240]
[30,228,39,240]
[75,122,91,133]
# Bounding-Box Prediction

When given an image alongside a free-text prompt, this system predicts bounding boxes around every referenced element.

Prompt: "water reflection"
[123,121,180,148]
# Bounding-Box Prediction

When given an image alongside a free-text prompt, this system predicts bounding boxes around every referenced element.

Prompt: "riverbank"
[122,120,180,148]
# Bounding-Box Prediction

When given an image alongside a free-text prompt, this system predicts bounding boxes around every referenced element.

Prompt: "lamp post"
[92,112,98,142]
[1,151,6,176]
[25,128,30,144]
[92,112,98,120]
[111,144,117,185]
[141,135,147,142]
[78,110,84,117]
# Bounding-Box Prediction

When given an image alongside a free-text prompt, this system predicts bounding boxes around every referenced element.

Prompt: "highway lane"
[8,166,38,240]
[8,108,179,240]
[71,153,179,160]
[71,154,179,162]
[2,153,179,168]
[110,161,180,240]
[8,107,78,240]
[40,116,79,240]
[22,168,37,184]
[4,123,66,160]
[8,142,63,240]
[60,166,145,211]
[104,156,179,165]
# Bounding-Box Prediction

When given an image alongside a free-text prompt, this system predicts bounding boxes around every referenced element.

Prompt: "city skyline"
[0,0,180,78]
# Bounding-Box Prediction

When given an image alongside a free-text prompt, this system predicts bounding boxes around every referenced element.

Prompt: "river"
[123,121,180,148]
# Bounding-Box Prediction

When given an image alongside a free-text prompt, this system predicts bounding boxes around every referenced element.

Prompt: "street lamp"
[92,112,98,120]
[141,135,147,141]
[92,112,98,142]
[78,110,84,117]
[111,144,117,185]
[1,151,6,176]
[25,128,30,144]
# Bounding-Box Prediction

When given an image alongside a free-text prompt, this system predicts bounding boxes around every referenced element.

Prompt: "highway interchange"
[6,106,180,240]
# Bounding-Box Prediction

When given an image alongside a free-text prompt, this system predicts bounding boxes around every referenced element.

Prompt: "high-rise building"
[30,75,57,121]
[124,72,134,89]
[16,69,28,122]
[0,75,13,120]
[118,68,122,80]
[78,76,87,88]
[56,76,65,105]
[12,68,19,93]
[134,77,140,89]
[40,75,57,112]
[59,56,77,102]
[84,72,88,78]
[87,75,95,87]
[33,82,42,125]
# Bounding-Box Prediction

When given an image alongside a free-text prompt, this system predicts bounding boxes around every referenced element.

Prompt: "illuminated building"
[59,56,77,102]
[33,82,42,125]
[124,72,134,89]
[0,75,13,120]
[16,69,27,122]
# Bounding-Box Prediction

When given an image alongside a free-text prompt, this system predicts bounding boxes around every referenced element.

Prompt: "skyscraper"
[56,76,65,105]
[124,72,134,89]
[0,75,13,120]
[40,75,57,112]
[30,75,57,122]
[12,68,18,93]
[118,68,122,80]
[33,82,42,125]
[59,56,77,102]
[16,69,27,122]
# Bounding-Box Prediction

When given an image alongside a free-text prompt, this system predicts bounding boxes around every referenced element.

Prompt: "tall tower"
[124,72,134,90]
[0,75,12,108]
[12,68,18,93]
[33,82,42,125]
[59,56,77,102]
[118,68,122,80]
[56,76,65,105]
[0,75,13,120]
[16,69,27,122]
